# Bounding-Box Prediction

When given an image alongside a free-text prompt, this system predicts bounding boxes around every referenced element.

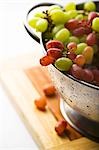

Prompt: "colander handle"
[24,2,61,43]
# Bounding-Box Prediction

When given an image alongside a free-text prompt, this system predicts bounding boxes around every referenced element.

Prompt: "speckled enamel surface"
[47,65,99,122]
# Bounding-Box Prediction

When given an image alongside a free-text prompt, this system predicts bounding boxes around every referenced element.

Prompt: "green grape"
[82,46,94,64]
[75,14,84,20]
[64,12,70,22]
[34,12,46,18]
[50,9,66,24]
[92,17,99,32]
[36,19,48,32]
[84,1,96,11]
[28,17,40,28]
[74,54,85,67]
[75,43,87,55]
[48,5,61,14]
[79,35,87,43]
[55,57,73,71]
[52,24,64,36]
[65,2,76,11]
[67,10,78,19]
[69,36,79,44]
[54,28,70,43]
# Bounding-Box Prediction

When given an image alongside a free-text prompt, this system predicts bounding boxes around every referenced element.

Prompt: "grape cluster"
[28,1,99,86]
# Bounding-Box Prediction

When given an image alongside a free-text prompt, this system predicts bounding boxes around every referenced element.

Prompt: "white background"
[0,0,63,150]
[0,1,42,150]
[0,0,93,150]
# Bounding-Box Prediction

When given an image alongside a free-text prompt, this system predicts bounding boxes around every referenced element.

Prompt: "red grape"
[86,32,96,46]
[88,12,98,23]
[40,55,55,66]
[65,19,79,30]
[92,69,99,82]
[67,52,76,60]
[67,42,77,52]
[46,40,64,50]
[47,48,62,59]
[78,19,88,27]
[78,19,92,34]
[55,120,67,136]
[72,27,85,37]
[82,69,94,82]
[85,26,92,34]
[70,64,84,80]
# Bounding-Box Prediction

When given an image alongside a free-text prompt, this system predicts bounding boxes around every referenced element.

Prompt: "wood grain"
[0,54,99,150]
[25,66,82,140]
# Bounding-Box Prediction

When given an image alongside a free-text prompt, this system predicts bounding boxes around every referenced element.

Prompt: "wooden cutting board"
[0,52,99,150]
[25,66,82,141]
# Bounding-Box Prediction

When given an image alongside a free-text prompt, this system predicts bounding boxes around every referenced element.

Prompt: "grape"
[82,46,94,64]
[55,57,73,71]
[75,14,84,20]
[67,52,76,61]
[48,5,61,14]
[74,54,85,67]
[65,2,76,11]
[85,26,92,34]
[75,43,87,55]
[34,12,46,18]
[79,35,87,43]
[28,2,99,87]
[52,24,64,36]
[92,69,99,82]
[36,19,48,32]
[72,27,85,37]
[79,19,90,28]
[67,10,78,19]
[92,17,99,32]
[47,48,62,59]
[84,1,96,11]
[86,32,96,46]
[88,12,98,23]
[54,28,70,43]
[64,12,70,23]
[67,42,77,52]
[55,120,67,136]
[28,17,40,28]
[82,69,94,82]
[65,19,79,31]
[78,20,92,34]
[69,36,79,44]
[46,40,64,50]
[70,64,84,80]
[40,55,55,66]
[50,9,66,24]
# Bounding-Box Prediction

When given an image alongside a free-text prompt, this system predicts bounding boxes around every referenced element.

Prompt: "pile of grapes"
[29,1,99,86]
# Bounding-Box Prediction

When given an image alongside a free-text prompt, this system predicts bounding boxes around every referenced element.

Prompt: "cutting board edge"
[0,76,45,150]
